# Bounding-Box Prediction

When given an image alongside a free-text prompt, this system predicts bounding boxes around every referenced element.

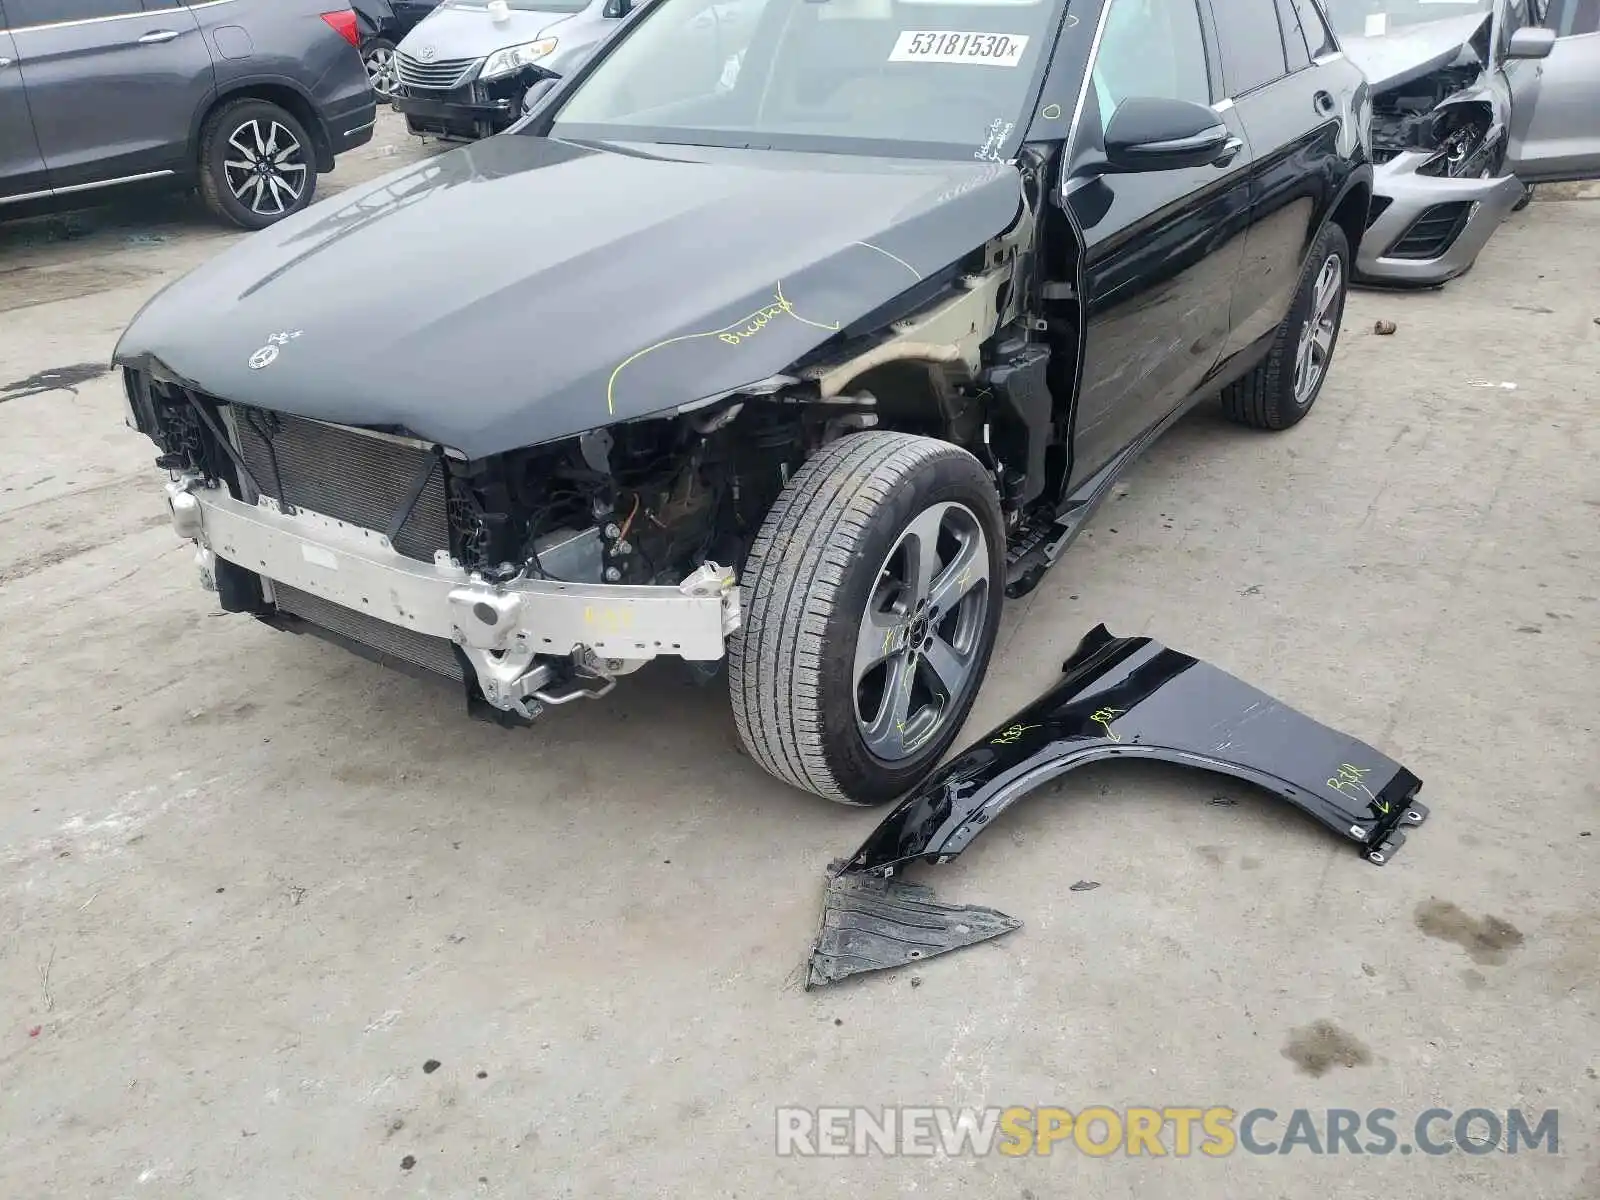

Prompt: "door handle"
[138,30,181,44]
[1211,137,1244,168]
[1313,90,1337,114]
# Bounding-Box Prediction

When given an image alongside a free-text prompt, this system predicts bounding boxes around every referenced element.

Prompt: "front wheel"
[730,432,1005,805]
[1221,221,1351,431]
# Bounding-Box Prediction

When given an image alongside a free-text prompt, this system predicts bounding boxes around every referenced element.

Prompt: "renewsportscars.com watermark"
[775,1106,1561,1158]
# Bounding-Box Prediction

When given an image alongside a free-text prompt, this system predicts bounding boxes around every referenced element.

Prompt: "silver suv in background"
[392,0,640,140]
[0,0,377,229]
[1326,0,1600,285]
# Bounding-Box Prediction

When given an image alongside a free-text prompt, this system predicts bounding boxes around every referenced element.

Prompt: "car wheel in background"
[363,37,399,103]
[1512,184,1534,212]
[1221,222,1351,431]
[731,432,1005,806]
[198,99,318,231]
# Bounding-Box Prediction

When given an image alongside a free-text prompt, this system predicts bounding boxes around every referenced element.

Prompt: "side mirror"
[1101,96,1235,173]
[603,0,632,16]
[521,75,558,116]
[1506,26,1555,59]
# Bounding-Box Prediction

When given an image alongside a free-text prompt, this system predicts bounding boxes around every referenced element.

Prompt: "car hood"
[396,1,578,57]
[114,137,1023,458]
[1340,13,1490,92]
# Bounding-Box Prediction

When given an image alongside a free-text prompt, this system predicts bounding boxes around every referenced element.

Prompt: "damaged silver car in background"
[1323,0,1600,285]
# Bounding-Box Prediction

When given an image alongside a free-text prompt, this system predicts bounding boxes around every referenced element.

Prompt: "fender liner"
[807,624,1429,987]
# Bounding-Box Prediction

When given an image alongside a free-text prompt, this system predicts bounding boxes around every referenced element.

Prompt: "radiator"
[227,406,462,681]
[230,407,449,563]
[271,583,465,682]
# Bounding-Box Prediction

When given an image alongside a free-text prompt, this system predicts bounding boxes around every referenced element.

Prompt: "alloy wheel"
[366,45,398,98]
[852,501,991,762]
[1293,254,1342,405]
[223,119,309,219]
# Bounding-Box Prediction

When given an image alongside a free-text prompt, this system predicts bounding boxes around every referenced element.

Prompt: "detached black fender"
[845,624,1427,876]
[807,625,1429,987]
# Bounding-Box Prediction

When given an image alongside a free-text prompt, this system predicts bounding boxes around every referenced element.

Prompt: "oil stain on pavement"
[1282,1020,1373,1077]
[1414,899,1526,965]
[0,363,111,405]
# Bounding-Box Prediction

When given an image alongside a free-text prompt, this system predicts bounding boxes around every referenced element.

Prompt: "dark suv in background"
[352,0,440,102]
[0,0,377,229]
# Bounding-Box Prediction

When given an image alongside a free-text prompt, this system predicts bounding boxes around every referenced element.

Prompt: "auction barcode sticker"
[888,31,1030,66]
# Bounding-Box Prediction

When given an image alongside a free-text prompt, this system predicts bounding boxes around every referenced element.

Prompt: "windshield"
[547,0,1070,159]
[1320,0,1491,37]
[440,0,592,15]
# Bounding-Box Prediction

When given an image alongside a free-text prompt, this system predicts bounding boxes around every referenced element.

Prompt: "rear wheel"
[1221,221,1350,431]
[731,432,1005,805]
[363,37,399,103]
[198,99,317,230]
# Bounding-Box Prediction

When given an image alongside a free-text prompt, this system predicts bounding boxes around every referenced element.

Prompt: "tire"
[1221,222,1351,431]
[731,431,1005,805]
[198,99,318,231]
[363,37,399,103]
[1512,184,1533,213]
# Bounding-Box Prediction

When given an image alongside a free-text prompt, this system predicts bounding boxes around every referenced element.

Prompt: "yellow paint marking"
[853,240,923,282]
[583,605,633,631]
[990,723,1038,747]
[605,282,841,414]
[1091,706,1126,742]
[1327,762,1381,807]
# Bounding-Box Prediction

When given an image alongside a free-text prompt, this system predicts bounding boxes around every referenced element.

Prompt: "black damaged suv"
[116,0,1372,803]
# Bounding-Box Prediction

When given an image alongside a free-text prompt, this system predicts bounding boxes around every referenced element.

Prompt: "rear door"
[9,0,214,194]
[1504,0,1600,182]
[0,12,52,204]
[1063,0,1253,486]
[1208,0,1347,358]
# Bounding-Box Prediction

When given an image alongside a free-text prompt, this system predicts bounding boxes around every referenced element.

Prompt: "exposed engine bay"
[1371,66,1500,178]
[1368,31,1502,180]
[123,227,1048,722]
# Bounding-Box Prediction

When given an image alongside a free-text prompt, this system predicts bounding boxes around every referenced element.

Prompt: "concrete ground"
[1,112,1597,1199]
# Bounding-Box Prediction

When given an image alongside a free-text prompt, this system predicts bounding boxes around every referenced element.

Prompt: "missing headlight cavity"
[806,625,1432,988]
[1371,73,1497,179]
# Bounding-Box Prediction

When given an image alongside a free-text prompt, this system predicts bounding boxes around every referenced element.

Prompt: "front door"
[0,22,51,203]
[1504,0,1600,182]
[1064,0,1252,488]
[9,0,214,194]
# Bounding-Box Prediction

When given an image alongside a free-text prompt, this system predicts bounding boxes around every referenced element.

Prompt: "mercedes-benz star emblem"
[249,330,302,370]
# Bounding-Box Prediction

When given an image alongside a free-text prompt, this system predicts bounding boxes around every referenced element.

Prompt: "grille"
[230,408,448,563]
[272,584,465,681]
[395,51,481,90]
[1386,202,1474,261]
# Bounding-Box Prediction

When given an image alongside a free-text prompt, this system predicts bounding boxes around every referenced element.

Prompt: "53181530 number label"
[889,30,1030,67]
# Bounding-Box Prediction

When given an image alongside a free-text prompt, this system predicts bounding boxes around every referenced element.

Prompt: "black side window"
[1274,0,1312,70]
[1091,0,1213,127]
[1294,0,1337,57]
[1212,0,1291,95]
[7,0,143,24]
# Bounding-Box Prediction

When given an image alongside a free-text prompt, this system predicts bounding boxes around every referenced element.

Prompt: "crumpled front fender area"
[845,625,1428,876]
